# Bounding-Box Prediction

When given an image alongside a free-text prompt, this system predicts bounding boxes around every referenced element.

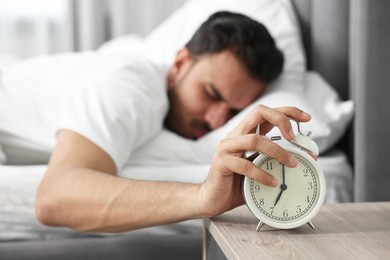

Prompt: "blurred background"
[0,0,188,59]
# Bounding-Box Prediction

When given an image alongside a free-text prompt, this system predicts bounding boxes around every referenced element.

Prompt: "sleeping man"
[0,11,310,232]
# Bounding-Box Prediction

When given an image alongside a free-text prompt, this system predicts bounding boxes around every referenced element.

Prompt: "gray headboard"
[291,0,349,100]
[291,0,390,202]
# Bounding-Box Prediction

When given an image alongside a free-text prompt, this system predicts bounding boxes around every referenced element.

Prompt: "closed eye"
[204,90,219,101]
[205,83,223,101]
[205,83,241,117]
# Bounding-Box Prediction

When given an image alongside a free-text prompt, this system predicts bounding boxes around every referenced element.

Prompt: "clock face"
[243,147,326,229]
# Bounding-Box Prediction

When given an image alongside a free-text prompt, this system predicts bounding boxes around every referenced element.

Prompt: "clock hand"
[274,189,283,206]
[274,164,287,207]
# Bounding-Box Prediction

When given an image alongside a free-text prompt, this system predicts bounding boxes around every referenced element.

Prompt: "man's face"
[165,49,265,139]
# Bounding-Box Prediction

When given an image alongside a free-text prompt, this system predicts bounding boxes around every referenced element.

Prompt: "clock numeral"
[308,182,313,190]
[254,185,260,192]
[259,198,265,205]
[269,207,274,215]
[303,169,308,177]
[266,162,273,170]
[305,195,310,203]
[283,210,288,218]
[296,205,302,214]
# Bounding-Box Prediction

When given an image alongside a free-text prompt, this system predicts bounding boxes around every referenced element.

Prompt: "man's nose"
[204,103,231,129]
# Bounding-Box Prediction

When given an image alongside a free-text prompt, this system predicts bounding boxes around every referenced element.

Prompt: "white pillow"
[97,34,144,55]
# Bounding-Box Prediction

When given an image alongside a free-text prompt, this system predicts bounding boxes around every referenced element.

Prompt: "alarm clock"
[242,120,326,231]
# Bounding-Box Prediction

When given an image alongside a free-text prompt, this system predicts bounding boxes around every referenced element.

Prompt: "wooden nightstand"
[203,202,390,259]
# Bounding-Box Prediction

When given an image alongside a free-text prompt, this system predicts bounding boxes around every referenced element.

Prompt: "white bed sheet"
[0,149,352,241]
[120,148,353,204]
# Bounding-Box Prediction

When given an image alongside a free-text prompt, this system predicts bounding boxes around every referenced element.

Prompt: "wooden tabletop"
[204,202,390,259]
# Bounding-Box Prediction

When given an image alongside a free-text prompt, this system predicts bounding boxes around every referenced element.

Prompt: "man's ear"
[167,48,192,89]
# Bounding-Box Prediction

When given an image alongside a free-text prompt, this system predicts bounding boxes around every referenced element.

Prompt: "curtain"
[66,0,188,52]
[0,0,188,58]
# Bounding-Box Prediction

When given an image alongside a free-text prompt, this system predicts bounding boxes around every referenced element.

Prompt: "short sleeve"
[57,55,168,170]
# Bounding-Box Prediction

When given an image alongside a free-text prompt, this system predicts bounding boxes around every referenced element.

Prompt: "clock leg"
[256,221,265,232]
[307,221,315,229]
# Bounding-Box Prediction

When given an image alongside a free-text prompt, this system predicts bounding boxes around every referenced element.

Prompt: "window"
[0,0,67,58]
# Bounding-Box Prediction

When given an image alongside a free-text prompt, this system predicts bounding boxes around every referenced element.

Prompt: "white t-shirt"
[0,51,169,169]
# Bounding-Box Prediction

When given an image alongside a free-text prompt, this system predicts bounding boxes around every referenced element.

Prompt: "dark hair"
[185,11,284,85]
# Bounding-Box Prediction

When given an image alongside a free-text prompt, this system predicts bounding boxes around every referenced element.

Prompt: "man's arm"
[36,130,202,232]
[36,105,310,233]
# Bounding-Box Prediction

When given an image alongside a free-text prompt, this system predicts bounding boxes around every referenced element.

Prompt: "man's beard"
[163,88,187,137]
[164,89,211,140]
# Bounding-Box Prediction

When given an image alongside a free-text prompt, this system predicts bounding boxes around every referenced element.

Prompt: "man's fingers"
[214,105,311,187]
[219,134,298,168]
[228,105,311,140]
[228,105,278,136]
[223,155,278,187]
[275,106,311,123]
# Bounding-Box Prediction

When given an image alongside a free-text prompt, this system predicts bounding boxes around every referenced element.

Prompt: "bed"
[1,0,389,259]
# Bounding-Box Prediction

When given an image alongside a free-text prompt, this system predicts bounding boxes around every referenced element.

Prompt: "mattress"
[0,149,352,241]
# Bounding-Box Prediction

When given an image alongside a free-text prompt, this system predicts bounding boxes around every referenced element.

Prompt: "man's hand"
[197,105,311,217]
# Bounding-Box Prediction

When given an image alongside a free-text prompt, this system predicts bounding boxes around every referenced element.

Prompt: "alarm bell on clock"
[288,120,319,157]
